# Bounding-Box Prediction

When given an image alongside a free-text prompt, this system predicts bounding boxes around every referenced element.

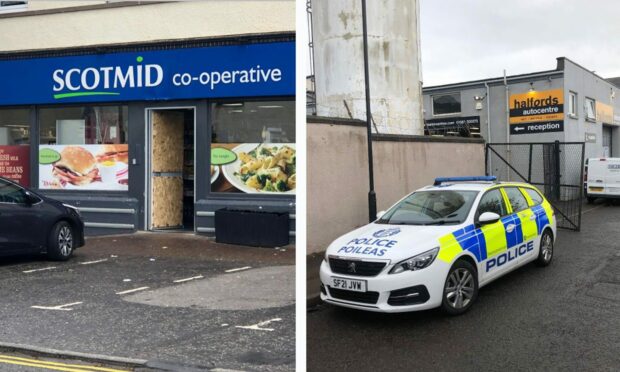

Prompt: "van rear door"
[603,158,620,195]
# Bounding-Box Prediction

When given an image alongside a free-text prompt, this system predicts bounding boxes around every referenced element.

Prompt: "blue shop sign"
[0,41,294,105]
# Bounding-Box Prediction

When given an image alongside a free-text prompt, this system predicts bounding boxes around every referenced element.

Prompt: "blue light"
[433,176,497,186]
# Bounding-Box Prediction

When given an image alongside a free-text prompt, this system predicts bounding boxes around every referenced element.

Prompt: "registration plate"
[330,277,367,292]
[589,186,604,192]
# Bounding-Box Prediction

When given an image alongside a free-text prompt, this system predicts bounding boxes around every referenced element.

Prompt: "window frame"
[568,91,578,118]
[38,104,129,145]
[0,177,28,204]
[585,97,596,122]
[502,186,530,213]
[0,1,28,13]
[522,187,544,207]
[431,92,462,117]
[475,188,509,220]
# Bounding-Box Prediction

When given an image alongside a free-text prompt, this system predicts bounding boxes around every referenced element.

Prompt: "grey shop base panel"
[38,192,140,236]
[194,198,296,243]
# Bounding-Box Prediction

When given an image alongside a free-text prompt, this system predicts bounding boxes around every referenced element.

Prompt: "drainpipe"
[504,69,511,180]
[485,81,492,174]
[361,0,377,223]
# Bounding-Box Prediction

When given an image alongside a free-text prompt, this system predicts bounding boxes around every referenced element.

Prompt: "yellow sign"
[509,89,564,124]
[596,102,614,124]
[509,89,564,134]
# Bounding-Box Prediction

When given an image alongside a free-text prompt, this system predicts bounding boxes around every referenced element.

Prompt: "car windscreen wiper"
[423,219,461,225]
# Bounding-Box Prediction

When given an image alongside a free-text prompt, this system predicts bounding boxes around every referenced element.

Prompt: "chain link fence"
[486,141,585,231]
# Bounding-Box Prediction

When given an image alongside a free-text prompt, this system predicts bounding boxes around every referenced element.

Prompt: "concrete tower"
[312,0,423,135]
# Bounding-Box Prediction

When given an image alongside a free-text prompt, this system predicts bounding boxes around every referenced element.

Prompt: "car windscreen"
[377,190,479,225]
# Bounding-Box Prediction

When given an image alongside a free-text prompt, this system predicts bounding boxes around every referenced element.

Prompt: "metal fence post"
[554,140,561,200]
[577,142,585,232]
[528,143,533,183]
[485,144,489,176]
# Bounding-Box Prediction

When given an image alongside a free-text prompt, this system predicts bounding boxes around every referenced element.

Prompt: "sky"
[420,0,620,86]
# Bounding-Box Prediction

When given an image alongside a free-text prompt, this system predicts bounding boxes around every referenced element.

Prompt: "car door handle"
[530,214,537,221]
[506,224,516,233]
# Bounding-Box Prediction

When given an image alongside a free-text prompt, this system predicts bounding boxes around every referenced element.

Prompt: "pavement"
[307,200,620,371]
[0,232,295,371]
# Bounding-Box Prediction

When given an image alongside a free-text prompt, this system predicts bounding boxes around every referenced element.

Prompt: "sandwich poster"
[39,144,128,190]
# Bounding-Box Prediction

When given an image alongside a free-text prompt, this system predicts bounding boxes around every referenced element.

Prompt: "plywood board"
[152,176,183,228]
[152,111,184,173]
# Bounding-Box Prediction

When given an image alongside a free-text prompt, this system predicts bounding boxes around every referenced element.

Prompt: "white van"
[584,158,620,203]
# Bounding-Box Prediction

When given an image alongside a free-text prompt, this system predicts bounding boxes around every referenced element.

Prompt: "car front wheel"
[441,259,478,315]
[47,221,74,261]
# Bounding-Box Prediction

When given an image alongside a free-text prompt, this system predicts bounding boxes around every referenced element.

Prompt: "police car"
[319,176,556,315]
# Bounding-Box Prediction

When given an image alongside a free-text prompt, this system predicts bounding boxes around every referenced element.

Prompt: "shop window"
[568,91,577,117]
[0,108,30,186]
[585,97,596,121]
[0,1,27,13]
[210,100,295,194]
[432,93,461,116]
[38,106,129,191]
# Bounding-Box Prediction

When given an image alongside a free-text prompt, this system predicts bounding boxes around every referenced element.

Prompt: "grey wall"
[563,59,620,160]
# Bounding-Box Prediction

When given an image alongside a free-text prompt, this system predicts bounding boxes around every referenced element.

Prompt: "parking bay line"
[23,266,57,274]
[79,258,109,265]
[225,266,252,273]
[31,302,83,311]
[173,275,204,283]
[116,286,149,295]
[0,354,129,372]
[235,318,282,332]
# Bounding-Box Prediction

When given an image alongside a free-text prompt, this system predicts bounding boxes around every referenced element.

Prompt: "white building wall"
[312,0,423,135]
[0,1,295,52]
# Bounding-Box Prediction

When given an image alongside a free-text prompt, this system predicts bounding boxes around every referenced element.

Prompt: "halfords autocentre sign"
[509,89,564,135]
[0,42,295,105]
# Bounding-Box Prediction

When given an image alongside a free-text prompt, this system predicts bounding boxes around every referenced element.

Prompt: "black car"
[0,177,84,260]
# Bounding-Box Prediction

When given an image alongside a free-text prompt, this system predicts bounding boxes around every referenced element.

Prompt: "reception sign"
[509,89,564,135]
[0,145,29,186]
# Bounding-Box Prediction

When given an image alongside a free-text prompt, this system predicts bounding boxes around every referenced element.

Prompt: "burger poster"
[39,144,129,190]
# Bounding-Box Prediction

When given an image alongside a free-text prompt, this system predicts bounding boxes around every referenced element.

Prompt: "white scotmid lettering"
[100,67,113,89]
[52,69,64,91]
[145,64,163,87]
[65,68,81,91]
[81,68,100,90]
[114,66,135,88]
[136,64,143,87]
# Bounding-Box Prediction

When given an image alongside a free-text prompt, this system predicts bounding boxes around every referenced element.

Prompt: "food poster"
[210,143,296,194]
[0,145,29,186]
[39,144,129,190]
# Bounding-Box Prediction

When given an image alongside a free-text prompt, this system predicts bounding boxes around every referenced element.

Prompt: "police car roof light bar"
[433,176,497,186]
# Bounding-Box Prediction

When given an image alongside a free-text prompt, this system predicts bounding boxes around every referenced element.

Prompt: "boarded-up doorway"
[148,108,195,230]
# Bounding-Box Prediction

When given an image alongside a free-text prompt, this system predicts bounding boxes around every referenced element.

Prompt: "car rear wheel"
[47,221,74,261]
[535,229,553,267]
[441,259,478,315]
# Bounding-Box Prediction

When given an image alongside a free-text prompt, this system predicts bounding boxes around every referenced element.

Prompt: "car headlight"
[63,203,81,217]
[389,247,439,274]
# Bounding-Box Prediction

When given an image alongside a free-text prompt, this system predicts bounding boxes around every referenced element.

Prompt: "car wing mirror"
[376,210,386,220]
[24,191,37,205]
[478,212,500,225]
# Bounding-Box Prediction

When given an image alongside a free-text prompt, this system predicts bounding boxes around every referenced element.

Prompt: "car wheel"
[441,259,478,315]
[535,229,553,267]
[47,221,74,261]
